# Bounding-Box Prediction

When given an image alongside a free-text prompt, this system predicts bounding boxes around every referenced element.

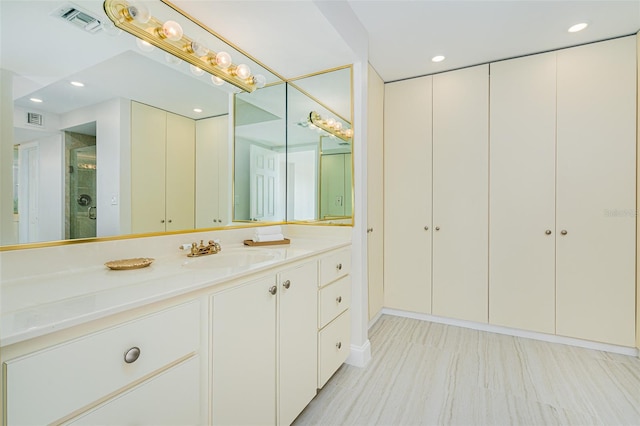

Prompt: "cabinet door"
[278,262,318,426]
[383,76,433,314]
[195,115,228,227]
[69,357,200,426]
[432,65,489,323]
[367,65,385,321]
[489,53,557,333]
[165,112,195,231]
[556,37,636,346]
[131,101,166,233]
[212,277,277,425]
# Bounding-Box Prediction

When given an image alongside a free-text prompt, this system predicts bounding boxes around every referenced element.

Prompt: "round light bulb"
[254,74,266,89]
[211,75,224,86]
[190,40,208,57]
[215,51,232,69]
[127,3,150,23]
[326,117,336,128]
[568,22,588,33]
[344,129,353,138]
[162,21,183,41]
[165,53,181,65]
[136,38,154,52]
[190,65,204,76]
[334,122,342,130]
[235,63,251,80]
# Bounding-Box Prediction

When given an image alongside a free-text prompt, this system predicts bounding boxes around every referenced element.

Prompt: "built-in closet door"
[165,112,195,232]
[556,37,636,346]
[195,115,228,228]
[367,65,385,321]
[489,53,557,333]
[383,76,432,314]
[432,65,489,323]
[131,102,166,233]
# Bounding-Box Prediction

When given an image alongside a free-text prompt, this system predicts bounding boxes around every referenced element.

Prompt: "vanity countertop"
[0,237,350,347]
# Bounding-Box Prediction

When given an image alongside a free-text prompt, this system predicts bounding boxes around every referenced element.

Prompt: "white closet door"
[383,76,432,314]
[165,112,195,231]
[432,65,489,323]
[489,53,557,333]
[556,37,636,346]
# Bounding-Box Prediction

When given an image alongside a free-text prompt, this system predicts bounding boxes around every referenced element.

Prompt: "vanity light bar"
[103,0,261,93]
[309,111,353,142]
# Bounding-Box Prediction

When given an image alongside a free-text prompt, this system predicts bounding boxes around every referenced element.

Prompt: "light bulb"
[215,51,232,69]
[190,65,204,76]
[162,21,183,41]
[235,64,251,80]
[334,122,342,130]
[165,53,181,65]
[190,39,208,57]
[127,3,150,23]
[326,117,336,128]
[211,75,224,86]
[344,129,353,138]
[136,38,154,52]
[254,74,266,89]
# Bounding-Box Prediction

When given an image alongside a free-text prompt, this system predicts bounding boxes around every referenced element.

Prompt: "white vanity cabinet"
[211,260,318,426]
[3,301,201,425]
[317,248,351,388]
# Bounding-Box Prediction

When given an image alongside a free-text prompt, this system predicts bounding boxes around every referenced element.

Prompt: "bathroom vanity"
[0,227,352,425]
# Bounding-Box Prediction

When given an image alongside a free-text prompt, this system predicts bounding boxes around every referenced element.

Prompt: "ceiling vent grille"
[27,112,44,127]
[52,3,103,33]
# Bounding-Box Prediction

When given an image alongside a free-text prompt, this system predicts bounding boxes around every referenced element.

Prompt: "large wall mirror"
[0,0,352,250]
[233,66,353,224]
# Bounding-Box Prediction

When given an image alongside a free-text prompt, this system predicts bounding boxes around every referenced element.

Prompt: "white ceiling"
[175,0,640,83]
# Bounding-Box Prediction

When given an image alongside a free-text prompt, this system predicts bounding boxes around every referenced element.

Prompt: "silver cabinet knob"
[336,342,342,350]
[336,296,342,304]
[269,286,277,295]
[435,227,440,231]
[283,280,291,289]
[336,263,343,271]
[424,226,429,231]
[545,230,552,235]
[561,230,568,235]
[124,347,140,364]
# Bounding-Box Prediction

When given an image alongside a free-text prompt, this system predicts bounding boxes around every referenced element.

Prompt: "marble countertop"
[1,238,350,347]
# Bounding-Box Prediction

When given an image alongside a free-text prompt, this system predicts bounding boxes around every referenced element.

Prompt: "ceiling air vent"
[52,3,103,33]
[27,112,44,127]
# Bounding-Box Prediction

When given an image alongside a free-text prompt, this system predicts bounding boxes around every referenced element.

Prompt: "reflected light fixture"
[568,22,588,33]
[70,81,85,87]
[30,98,43,103]
[104,0,264,92]
[432,55,445,63]
[308,111,353,142]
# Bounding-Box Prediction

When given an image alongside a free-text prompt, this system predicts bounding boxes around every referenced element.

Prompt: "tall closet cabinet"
[383,36,637,347]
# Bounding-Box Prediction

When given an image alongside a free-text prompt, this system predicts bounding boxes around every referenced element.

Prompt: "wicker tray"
[243,238,290,247]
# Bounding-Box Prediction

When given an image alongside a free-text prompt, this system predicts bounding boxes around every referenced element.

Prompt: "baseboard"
[368,310,383,330]
[381,308,639,357]
[345,339,371,368]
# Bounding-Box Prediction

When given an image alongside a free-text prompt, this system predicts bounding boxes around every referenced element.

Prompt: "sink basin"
[182,249,280,270]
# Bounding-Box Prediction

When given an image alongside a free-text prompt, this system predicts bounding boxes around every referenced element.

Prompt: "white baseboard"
[345,339,371,368]
[381,308,639,357]
[368,310,383,329]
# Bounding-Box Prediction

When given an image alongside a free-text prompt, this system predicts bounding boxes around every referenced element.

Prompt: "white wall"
[1,69,17,245]
[36,135,64,242]
[288,149,317,220]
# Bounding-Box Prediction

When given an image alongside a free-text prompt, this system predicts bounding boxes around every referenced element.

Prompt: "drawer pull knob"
[545,230,552,235]
[269,286,277,295]
[283,280,291,289]
[561,230,568,235]
[124,347,141,364]
[336,296,342,304]
[336,342,342,350]
[336,263,343,271]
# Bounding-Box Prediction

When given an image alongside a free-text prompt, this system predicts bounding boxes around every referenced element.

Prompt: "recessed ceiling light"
[432,55,445,63]
[193,108,203,113]
[70,81,84,87]
[30,98,43,103]
[568,22,588,33]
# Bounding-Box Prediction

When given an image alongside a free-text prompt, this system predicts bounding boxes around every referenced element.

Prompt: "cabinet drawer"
[318,276,351,328]
[318,309,351,388]
[4,301,200,425]
[319,248,351,287]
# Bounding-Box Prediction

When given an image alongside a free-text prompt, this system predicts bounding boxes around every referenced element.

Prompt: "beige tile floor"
[295,315,640,425]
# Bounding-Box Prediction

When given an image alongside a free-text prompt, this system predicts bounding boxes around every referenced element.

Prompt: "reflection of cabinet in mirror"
[320,153,352,219]
[131,102,195,233]
[195,115,229,228]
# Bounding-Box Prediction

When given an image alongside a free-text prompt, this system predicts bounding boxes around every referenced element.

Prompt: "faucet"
[187,239,221,257]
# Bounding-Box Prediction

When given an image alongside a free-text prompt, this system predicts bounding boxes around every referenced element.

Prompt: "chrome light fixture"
[309,111,353,142]
[103,0,265,92]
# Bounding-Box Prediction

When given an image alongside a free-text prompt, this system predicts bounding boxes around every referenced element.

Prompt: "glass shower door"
[70,145,97,239]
